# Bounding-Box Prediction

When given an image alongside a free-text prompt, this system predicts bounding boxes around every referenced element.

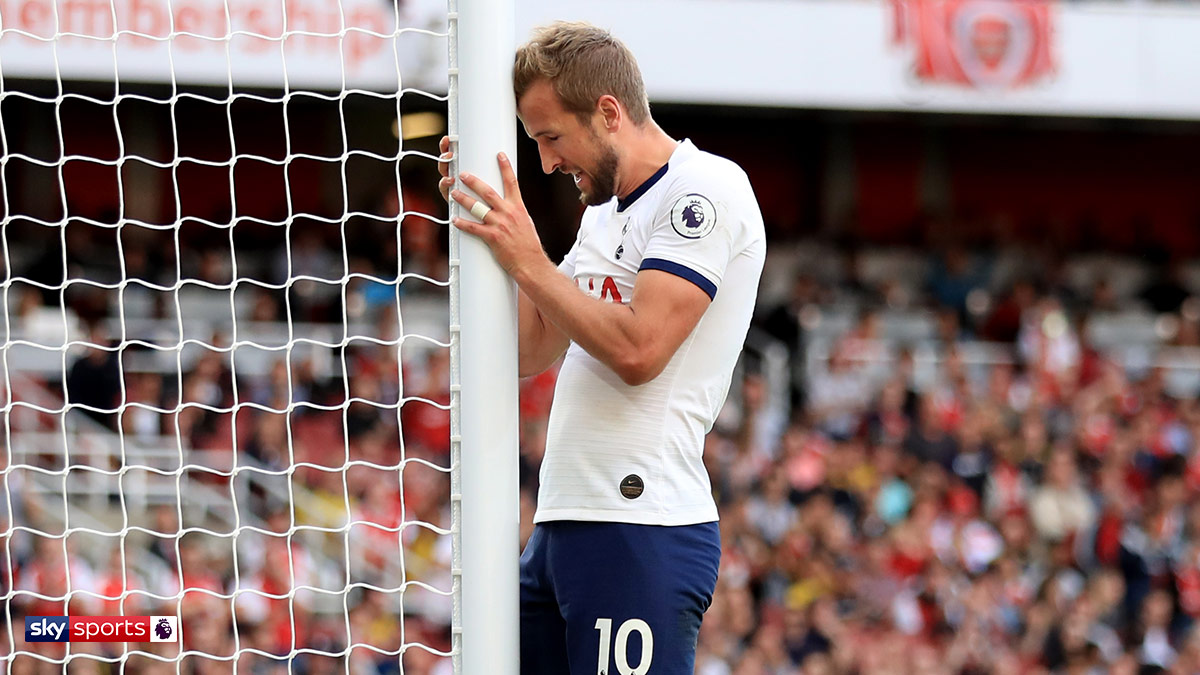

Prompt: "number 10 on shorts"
[594,618,654,675]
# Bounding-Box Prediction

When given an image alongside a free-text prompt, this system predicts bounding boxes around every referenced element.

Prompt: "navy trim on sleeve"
[640,258,717,300]
[616,162,669,213]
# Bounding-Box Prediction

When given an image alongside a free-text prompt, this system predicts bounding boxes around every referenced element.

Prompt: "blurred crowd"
[673,243,1200,675]
[7,182,1200,675]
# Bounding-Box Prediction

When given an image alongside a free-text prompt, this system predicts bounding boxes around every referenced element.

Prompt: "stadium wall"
[517,0,1200,121]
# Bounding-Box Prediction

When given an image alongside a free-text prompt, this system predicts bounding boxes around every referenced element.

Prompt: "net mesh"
[0,0,455,672]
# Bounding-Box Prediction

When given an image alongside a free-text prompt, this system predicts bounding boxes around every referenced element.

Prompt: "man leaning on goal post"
[439,21,766,674]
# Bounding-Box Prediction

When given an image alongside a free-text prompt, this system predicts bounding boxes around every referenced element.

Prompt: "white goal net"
[0,0,475,672]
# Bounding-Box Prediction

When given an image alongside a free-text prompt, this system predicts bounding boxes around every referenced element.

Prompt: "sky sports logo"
[25,616,179,643]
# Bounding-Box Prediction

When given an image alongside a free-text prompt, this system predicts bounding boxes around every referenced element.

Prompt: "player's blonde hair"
[514,22,651,126]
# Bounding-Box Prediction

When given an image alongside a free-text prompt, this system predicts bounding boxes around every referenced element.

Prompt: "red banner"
[890,0,1056,89]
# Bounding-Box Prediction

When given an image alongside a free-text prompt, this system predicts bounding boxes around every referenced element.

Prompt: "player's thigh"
[520,606,569,675]
[520,526,570,675]
[548,522,720,675]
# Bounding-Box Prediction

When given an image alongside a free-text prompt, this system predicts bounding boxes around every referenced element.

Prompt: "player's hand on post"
[437,135,453,203]
[450,152,547,278]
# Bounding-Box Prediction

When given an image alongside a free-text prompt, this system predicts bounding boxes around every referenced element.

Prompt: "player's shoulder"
[657,142,759,224]
[667,140,754,194]
[654,140,762,241]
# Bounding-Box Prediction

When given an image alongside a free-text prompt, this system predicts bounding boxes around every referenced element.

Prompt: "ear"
[596,94,622,133]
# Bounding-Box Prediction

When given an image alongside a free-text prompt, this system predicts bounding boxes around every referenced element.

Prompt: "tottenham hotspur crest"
[670,194,717,239]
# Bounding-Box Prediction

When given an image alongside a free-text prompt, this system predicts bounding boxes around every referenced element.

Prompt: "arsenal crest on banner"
[890,0,1057,89]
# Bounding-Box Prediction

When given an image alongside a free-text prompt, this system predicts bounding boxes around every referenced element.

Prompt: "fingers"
[438,136,452,177]
[442,146,522,211]
[449,188,488,222]
[451,212,497,245]
[498,152,521,202]
[451,216,485,238]
[456,172,503,211]
[438,136,453,201]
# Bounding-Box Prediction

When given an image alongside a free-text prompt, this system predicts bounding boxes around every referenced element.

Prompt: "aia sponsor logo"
[576,276,623,303]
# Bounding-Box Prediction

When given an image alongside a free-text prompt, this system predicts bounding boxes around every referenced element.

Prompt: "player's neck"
[614,124,677,200]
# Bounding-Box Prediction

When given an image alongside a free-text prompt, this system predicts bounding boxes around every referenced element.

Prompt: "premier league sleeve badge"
[670,194,718,239]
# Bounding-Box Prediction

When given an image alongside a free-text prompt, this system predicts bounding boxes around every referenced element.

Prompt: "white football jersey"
[535,139,766,526]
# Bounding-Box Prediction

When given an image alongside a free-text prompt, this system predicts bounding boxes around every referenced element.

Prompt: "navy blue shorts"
[519,520,721,675]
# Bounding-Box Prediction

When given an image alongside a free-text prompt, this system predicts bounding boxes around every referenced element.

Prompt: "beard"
[578,136,620,207]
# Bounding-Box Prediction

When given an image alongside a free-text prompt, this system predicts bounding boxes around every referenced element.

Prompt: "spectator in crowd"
[1029,445,1097,543]
[64,325,122,430]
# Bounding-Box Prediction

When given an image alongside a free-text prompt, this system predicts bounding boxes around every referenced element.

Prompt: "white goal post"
[447,0,520,674]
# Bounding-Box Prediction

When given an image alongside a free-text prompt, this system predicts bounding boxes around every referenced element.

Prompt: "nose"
[537,141,560,175]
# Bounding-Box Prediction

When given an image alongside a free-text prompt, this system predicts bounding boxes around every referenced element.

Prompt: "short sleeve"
[639,187,736,300]
[558,237,580,277]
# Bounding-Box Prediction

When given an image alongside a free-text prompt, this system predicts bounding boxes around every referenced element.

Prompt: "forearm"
[512,257,649,383]
[517,289,569,377]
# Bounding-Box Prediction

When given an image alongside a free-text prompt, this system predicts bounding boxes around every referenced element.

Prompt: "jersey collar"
[614,139,697,213]
[616,162,669,213]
